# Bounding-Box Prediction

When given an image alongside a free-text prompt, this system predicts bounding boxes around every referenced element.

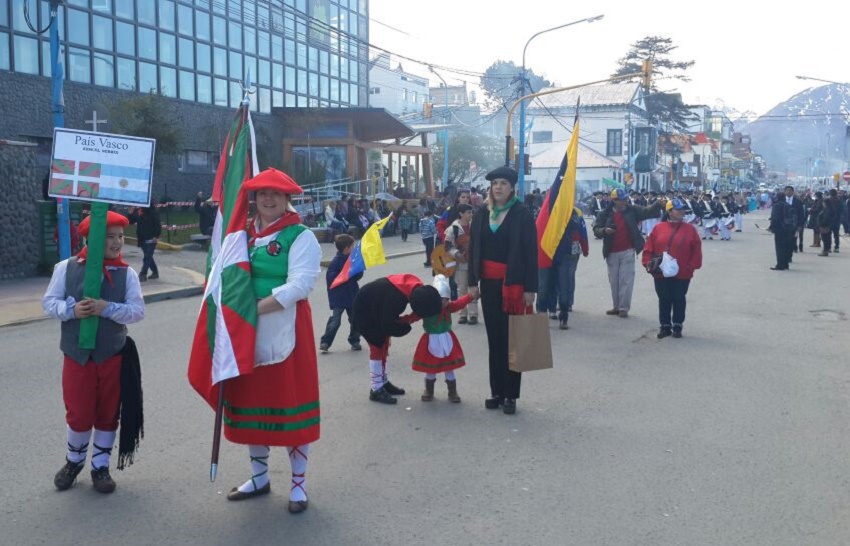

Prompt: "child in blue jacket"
[320,234,362,352]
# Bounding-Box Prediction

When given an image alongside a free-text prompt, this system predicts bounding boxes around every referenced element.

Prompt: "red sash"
[481,260,525,315]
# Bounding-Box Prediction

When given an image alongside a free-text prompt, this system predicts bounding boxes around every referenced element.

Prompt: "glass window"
[138,27,156,60]
[0,32,10,71]
[213,46,226,76]
[273,90,282,108]
[93,52,114,87]
[309,72,318,97]
[195,0,210,8]
[319,49,328,73]
[115,21,134,55]
[258,59,269,86]
[229,80,241,107]
[243,27,256,54]
[159,32,175,64]
[178,37,193,69]
[330,78,339,102]
[296,68,306,94]
[197,73,211,103]
[13,34,38,74]
[308,46,317,71]
[41,39,53,76]
[259,87,270,113]
[196,42,210,72]
[177,3,192,35]
[257,3,269,29]
[139,61,156,92]
[92,0,111,14]
[0,0,7,28]
[271,34,282,62]
[285,66,294,92]
[12,0,32,34]
[330,53,338,78]
[285,93,295,107]
[212,15,225,45]
[160,65,176,97]
[115,0,133,20]
[138,0,155,24]
[341,81,348,103]
[228,50,241,79]
[159,0,175,31]
[284,39,295,63]
[68,47,90,83]
[214,77,227,106]
[320,75,328,100]
[227,20,240,49]
[92,15,113,50]
[243,0,255,25]
[179,69,194,100]
[244,55,256,83]
[195,10,210,41]
[258,31,270,58]
[117,56,135,90]
[339,56,347,81]
[272,62,282,88]
[66,0,86,6]
[227,0,240,19]
[67,9,89,46]
[296,42,306,68]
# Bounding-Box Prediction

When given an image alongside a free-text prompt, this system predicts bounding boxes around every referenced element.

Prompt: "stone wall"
[0,142,40,280]
[0,71,283,201]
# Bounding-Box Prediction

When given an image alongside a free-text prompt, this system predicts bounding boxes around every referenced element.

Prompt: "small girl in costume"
[412,275,474,403]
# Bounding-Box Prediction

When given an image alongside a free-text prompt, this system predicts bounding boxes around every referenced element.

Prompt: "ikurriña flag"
[188,103,259,404]
[330,213,393,289]
[537,100,580,269]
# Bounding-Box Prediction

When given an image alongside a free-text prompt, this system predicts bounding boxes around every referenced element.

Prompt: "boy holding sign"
[42,210,145,494]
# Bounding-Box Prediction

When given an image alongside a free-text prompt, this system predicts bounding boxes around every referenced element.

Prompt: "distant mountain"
[745,85,850,178]
[713,99,759,134]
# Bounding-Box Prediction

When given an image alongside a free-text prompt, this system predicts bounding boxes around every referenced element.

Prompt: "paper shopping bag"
[508,312,553,372]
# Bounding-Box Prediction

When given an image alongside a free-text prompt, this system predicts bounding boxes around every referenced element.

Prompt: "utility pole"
[49,0,71,259]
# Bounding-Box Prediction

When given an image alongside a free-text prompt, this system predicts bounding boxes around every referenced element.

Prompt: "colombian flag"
[537,104,580,269]
[330,213,393,289]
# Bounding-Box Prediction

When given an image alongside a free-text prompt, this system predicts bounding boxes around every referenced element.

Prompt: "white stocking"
[91,429,116,470]
[445,370,457,381]
[237,445,270,493]
[66,427,91,465]
[287,444,310,502]
[369,359,385,391]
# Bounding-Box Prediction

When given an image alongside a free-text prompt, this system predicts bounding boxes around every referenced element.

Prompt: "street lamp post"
[517,14,603,198]
[429,67,450,192]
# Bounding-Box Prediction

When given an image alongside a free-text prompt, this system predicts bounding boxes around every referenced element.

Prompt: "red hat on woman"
[243,168,304,195]
[78,211,129,237]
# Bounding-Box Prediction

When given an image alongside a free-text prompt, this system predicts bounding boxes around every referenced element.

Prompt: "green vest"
[423,311,452,334]
[250,224,308,298]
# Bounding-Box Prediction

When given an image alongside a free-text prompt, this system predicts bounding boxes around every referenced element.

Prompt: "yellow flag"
[540,119,579,259]
[361,213,392,267]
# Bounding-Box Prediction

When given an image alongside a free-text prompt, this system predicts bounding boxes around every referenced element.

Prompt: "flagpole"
[209,71,256,482]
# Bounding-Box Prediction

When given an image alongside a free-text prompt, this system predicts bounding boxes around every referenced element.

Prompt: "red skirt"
[412,331,466,374]
[215,300,320,447]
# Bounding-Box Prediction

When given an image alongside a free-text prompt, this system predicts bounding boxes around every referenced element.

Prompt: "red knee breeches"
[62,353,121,432]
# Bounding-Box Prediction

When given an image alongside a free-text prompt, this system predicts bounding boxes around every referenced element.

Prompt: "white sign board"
[48,128,156,207]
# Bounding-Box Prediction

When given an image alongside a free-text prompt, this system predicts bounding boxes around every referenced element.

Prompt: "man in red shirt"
[593,189,664,318]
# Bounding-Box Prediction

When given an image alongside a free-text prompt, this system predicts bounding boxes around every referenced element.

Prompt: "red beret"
[78,211,129,237]
[243,168,304,195]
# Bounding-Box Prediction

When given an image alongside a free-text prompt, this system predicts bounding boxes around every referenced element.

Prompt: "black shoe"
[835,248,840,253]
[138,274,147,282]
[383,381,406,396]
[54,459,85,491]
[319,343,329,353]
[548,313,558,320]
[458,316,468,324]
[502,398,516,415]
[350,343,362,351]
[770,266,788,271]
[148,273,159,280]
[468,316,478,325]
[672,327,683,339]
[369,387,398,404]
[484,396,503,410]
[227,481,271,501]
[657,327,672,339]
[559,319,569,330]
[90,467,116,494]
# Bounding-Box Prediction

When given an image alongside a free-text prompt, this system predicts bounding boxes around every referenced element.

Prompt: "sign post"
[842,170,850,183]
[48,128,155,348]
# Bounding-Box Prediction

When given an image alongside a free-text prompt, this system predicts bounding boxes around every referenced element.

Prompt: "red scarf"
[76,246,129,285]
[248,212,301,245]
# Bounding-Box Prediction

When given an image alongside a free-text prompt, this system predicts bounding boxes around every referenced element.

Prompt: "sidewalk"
[0,232,424,328]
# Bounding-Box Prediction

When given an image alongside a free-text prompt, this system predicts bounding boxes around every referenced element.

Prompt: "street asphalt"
[2,210,848,546]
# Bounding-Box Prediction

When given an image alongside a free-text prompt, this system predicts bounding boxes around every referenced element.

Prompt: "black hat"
[409,285,443,318]
[485,166,518,186]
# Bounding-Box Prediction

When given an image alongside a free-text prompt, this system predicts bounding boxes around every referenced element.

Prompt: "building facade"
[367,52,429,117]
[0,0,370,198]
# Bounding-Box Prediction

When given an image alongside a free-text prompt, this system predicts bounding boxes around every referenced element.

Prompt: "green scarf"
[490,195,519,221]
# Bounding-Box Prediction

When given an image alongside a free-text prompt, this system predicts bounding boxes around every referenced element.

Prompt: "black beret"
[409,285,443,318]
[485,166,518,186]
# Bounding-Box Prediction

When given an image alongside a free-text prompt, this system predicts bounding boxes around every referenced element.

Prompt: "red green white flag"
[188,104,259,402]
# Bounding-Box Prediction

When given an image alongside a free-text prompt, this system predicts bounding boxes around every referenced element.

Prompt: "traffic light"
[833,172,840,183]
[641,59,653,92]
[624,172,633,184]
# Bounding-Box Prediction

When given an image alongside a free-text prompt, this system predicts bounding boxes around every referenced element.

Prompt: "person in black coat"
[768,191,797,270]
[467,166,538,415]
[194,192,217,236]
[127,200,162,281]
[319,234,362,353]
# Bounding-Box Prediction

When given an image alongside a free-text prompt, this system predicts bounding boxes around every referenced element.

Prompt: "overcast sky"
[369,0,850,117]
